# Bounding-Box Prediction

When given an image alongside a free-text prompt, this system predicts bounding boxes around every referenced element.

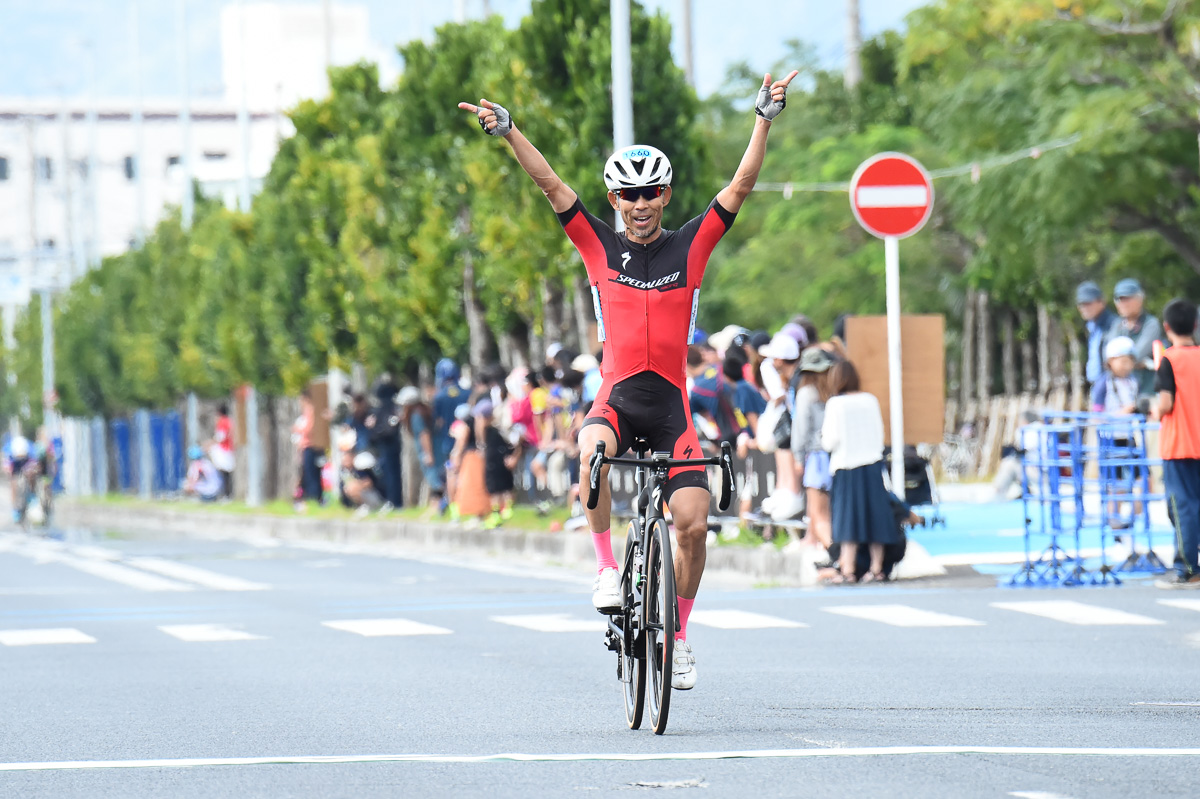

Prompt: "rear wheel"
[620,521,646,730]
[644,517,676,735]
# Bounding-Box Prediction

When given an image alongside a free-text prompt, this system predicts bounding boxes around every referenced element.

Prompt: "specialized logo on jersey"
[611,270,682,292]
[620,252,632,271]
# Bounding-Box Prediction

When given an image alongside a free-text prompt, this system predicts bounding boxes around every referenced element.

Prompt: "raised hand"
[754,70,800,121]
[457,98,512,136]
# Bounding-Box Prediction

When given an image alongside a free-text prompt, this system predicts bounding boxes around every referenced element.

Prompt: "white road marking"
[69,545,123,561]
[822,604,984,628]
[1157,598,1200,613]
[158,624,266,643]
[689,609,806,629]
[127,557,270,591]
[51,555,195,592]
[491,614,606,633]
[0,628,97,646]
[1009,792,1075,799]
[991,601,1164,626]
[4,746,1200,771]
[322,619,452,637]
[856,185,929,208]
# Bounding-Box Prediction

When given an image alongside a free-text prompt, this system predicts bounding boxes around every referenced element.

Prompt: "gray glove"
[479,102,512,136]
[754,84,786,121]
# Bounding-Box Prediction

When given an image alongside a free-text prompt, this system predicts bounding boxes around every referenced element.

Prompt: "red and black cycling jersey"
[556,197,737,388]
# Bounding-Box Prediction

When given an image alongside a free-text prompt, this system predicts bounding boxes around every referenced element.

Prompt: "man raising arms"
[459,70,797,690]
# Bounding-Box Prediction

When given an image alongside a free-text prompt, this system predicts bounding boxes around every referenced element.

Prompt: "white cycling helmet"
[603,145,672,192]
[10,436,29,459]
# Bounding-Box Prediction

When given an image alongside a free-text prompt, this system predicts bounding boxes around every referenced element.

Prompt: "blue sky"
[0,0,928,101]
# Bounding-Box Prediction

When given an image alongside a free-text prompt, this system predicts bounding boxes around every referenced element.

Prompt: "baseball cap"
[690,327,708,345]
[780,322,809,347]
[1114,278,1143,299]
[546,342,563,360]
[1105,336,1135,360]
[708,324,748,354]
[571,353,599,372]
[759,332,800,361]
[1075,281,1103,304]
[799,347,835,373]
[396,386,421,406]
[749,331,771,350]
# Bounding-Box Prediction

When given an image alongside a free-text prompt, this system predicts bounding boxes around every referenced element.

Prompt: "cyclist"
[460,70,797,690]
[5,434,34,523]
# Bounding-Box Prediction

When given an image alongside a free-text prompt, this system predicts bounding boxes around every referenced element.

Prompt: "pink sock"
[592,529,618,574]
[676,596,694,642]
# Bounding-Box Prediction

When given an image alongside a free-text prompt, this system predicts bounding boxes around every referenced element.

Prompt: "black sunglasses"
[615,185,666,202]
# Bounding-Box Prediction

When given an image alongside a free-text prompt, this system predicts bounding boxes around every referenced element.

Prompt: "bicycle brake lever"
[717,441,734,512]
[587,441,606,510]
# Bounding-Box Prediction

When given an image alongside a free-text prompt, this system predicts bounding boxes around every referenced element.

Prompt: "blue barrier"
[149,411,185,493]
[1011,412,1165,587]
[110,419,133,492]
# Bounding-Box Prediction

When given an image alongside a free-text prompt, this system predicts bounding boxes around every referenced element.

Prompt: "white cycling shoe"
[672,640,697,690]
[592,568,621,612]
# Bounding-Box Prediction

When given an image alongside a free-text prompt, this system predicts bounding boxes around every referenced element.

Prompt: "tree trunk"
[1067,330,1084,411]
[541,276,563,355]
[462,250,493,374]
[976,289,992,402]
[960,287,976,407]
[1050,315,1068,390]
[844,0,862,91]
[1018,310,1035,393]
[1037,303,1051,396]
[572,271,595,357]
[1001,309,1017,396]
[529,326,543,375]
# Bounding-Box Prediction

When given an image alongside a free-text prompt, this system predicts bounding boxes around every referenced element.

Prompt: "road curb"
[54,500,949,587]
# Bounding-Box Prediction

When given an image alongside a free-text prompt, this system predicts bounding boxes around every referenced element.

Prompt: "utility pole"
[844,0,862,91]
[680,0,695,88]
[237,0,252,212]
[85,42,99,268]
[323,0,333,93]
[131,0,146,245]
[609,0,635,229]
[455,0,467,23]
[177,0,194,231]
[59,95,77,284]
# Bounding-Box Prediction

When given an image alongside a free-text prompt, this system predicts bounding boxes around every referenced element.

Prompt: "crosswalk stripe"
[689,609,807,629]
[158,624,266,642]
[127,558,270,592]
[991,601,1164,626]
[322,619,452,637]
[822,604,984,627]
[52,555,195,592]
[0,628,97,646]
[492,614,607,633]
[1157,599,1200,613]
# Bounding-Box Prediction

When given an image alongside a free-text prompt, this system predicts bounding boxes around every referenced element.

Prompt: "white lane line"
[0,628,97,646]
[127,557,270,592]
[68,545,123,561]
[4,746,1200,771]
[991,601,1164,626]
[689,609,807,629]
[1010,792,1075,799]
[158,624,266,643]
[1157,599,1200,613]
[322,619,452,637]
[491,614,606,633]
[822,604,984,628]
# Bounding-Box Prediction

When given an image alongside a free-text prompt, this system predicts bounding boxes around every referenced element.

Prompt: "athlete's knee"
[578,425,617,464]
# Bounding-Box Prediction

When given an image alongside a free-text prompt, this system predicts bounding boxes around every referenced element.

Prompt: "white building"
[0,2,390,305]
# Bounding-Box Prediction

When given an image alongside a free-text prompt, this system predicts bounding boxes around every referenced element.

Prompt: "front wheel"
[620,521,646,730]
[644,517,676,735]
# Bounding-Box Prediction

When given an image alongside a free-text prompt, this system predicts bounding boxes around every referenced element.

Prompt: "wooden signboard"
[845,315,945,445]
[308,378,331,451]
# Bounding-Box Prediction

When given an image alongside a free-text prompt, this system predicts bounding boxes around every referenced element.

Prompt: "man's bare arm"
[458,99,578,213]
[716,71,798,215]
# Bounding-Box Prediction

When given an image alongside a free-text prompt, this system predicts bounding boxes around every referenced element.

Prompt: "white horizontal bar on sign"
[0,628,97,646]
[127,557,269,591]
[855,185,928,209]
[158,624,266,642]
[322,619,452,637]
[991,600,1163,626]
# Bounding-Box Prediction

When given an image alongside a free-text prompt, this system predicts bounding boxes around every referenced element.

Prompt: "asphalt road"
[2,523,1200,798]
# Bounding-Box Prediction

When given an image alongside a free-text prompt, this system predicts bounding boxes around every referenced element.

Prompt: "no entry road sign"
[849,153,934,240]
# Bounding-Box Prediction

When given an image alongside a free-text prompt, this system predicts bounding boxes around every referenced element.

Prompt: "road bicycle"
[587,438,734,735]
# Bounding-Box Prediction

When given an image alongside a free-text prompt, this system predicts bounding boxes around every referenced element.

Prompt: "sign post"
[849,152,934,495]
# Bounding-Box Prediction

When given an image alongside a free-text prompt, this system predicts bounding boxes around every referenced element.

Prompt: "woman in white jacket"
[820,360,898,583]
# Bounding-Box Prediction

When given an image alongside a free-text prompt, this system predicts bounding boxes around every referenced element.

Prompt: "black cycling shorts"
[582,371,708,500]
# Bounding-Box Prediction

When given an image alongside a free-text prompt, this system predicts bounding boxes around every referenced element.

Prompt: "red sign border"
[849,152,935,241]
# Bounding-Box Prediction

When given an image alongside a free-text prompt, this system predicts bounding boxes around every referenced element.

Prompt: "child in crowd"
[475,400,518,529]
[1092,336,1141,529]
[1153,299,1200,588]
[184,445,222,502]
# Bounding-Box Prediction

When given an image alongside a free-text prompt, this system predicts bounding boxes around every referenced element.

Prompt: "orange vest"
[1160,346,1200,460]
